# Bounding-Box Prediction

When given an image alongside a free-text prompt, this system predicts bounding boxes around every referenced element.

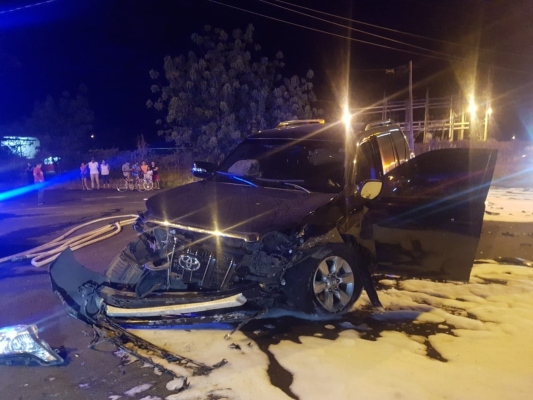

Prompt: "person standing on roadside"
[131,161,140,185]
[122,161,131,181]
[33,162,45,205]
[80,162,90,190]
[150,161,160,189]
[88,157,100,190]
[26,163,34,185]
[100,160,110,189]
[140,161,149,179]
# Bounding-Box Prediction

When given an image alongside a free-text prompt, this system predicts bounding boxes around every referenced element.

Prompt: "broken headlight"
[0,325,64,366]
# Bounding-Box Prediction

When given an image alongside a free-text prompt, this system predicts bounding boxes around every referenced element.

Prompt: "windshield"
[217,138,345,193]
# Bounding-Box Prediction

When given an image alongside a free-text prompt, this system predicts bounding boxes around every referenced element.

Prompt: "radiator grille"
[174,247,236,289]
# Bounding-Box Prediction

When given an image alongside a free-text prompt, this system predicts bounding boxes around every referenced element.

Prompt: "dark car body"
[50,120,497,325]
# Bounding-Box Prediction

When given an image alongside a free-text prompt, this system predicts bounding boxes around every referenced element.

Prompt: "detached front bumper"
[49,249,262,326]
[105,293,247,317]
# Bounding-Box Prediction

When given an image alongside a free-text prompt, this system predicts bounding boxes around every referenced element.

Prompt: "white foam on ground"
[484,187,533,222]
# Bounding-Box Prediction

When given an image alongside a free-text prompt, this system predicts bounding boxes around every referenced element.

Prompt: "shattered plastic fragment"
[339,321,357,329]
[124,383,152,397]
[166,377,188,391]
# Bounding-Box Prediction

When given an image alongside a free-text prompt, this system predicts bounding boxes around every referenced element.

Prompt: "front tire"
[116,179,129,192]
[136,180,145,192]
[143,179,154,191]
[284,245,364,315]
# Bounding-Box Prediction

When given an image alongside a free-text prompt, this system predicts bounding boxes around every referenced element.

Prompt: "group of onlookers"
[80,158,111,190]
[23,158,161,205]
[80,158,160,190]
[121,160,160,189]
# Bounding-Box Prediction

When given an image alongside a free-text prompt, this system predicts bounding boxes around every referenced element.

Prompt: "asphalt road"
[0,186,531,400]
[0,188,175,400]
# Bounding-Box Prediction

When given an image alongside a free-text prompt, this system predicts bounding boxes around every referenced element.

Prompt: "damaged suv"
[50,120,497,325]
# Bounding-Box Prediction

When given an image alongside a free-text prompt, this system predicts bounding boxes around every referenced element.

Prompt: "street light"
[468,98,477,116]
[342,104,351,129]
[483,104,492,141]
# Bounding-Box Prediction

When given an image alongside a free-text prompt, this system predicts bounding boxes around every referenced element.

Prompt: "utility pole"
[423,88,429,143]
[382,92,388,120]
[448,97,454,141]
[459,99,465,140]
[408,61,414,149]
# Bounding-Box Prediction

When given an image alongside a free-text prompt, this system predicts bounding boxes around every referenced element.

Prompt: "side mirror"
[358,180,383,200]
[192,161,216,179]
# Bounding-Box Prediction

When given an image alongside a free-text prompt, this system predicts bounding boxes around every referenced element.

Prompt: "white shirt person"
[88,157,100,189]
[100,160,111,189]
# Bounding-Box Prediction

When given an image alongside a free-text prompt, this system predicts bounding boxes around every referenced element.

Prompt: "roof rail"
[276,119,325,128]
[364,119,393,131]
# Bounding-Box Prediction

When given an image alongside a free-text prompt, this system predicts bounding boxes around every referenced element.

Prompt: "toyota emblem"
[178,254,201,271]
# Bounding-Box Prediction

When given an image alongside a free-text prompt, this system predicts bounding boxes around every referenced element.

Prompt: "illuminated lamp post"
[342,104,352,130]
[483,104,492,141]
[468,97,478,140]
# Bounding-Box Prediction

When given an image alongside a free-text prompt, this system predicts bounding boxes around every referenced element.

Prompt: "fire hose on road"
[0,215,138,268]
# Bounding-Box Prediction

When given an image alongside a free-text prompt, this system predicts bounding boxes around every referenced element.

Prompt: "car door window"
[355,140,380,184]
[390,129,410,164]
[375,133,397,174]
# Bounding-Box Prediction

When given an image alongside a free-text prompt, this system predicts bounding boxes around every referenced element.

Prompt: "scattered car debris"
[89,316,227,378]
[124,383,152,397]
[0,325,64,366]
[492,257,532,267]
[485,210,500,215]
[166,377,188,391]
[501,232,517,237]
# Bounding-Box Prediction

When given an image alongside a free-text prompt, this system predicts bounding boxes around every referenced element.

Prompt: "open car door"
[364,148,497,281]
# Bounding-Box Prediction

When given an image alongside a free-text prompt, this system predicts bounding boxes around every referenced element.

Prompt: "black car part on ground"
[90,315,227,378]
[50,249,230,378]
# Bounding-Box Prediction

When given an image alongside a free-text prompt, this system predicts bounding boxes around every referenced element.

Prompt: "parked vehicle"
[50,120,497,326]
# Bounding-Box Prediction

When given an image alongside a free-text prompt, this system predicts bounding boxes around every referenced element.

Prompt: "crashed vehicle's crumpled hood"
[145,181,335,238]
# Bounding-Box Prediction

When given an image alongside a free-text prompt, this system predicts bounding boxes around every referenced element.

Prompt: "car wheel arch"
[282,243,365,315]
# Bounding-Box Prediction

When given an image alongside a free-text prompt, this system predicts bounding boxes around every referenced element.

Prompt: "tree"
[147,24,320,162]
[27,84,94,167]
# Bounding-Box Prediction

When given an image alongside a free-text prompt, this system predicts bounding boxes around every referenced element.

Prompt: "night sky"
[1,0,532,149]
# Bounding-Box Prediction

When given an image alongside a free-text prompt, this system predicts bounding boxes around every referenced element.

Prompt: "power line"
[258,0,463,61]
[209,0,531,73]
[270,0,468,47]
[209,0,463,62]
[0,0,55,15]
[270,0,533,61]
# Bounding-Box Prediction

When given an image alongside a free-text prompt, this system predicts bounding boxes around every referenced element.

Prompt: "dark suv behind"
[51,120,497,324]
